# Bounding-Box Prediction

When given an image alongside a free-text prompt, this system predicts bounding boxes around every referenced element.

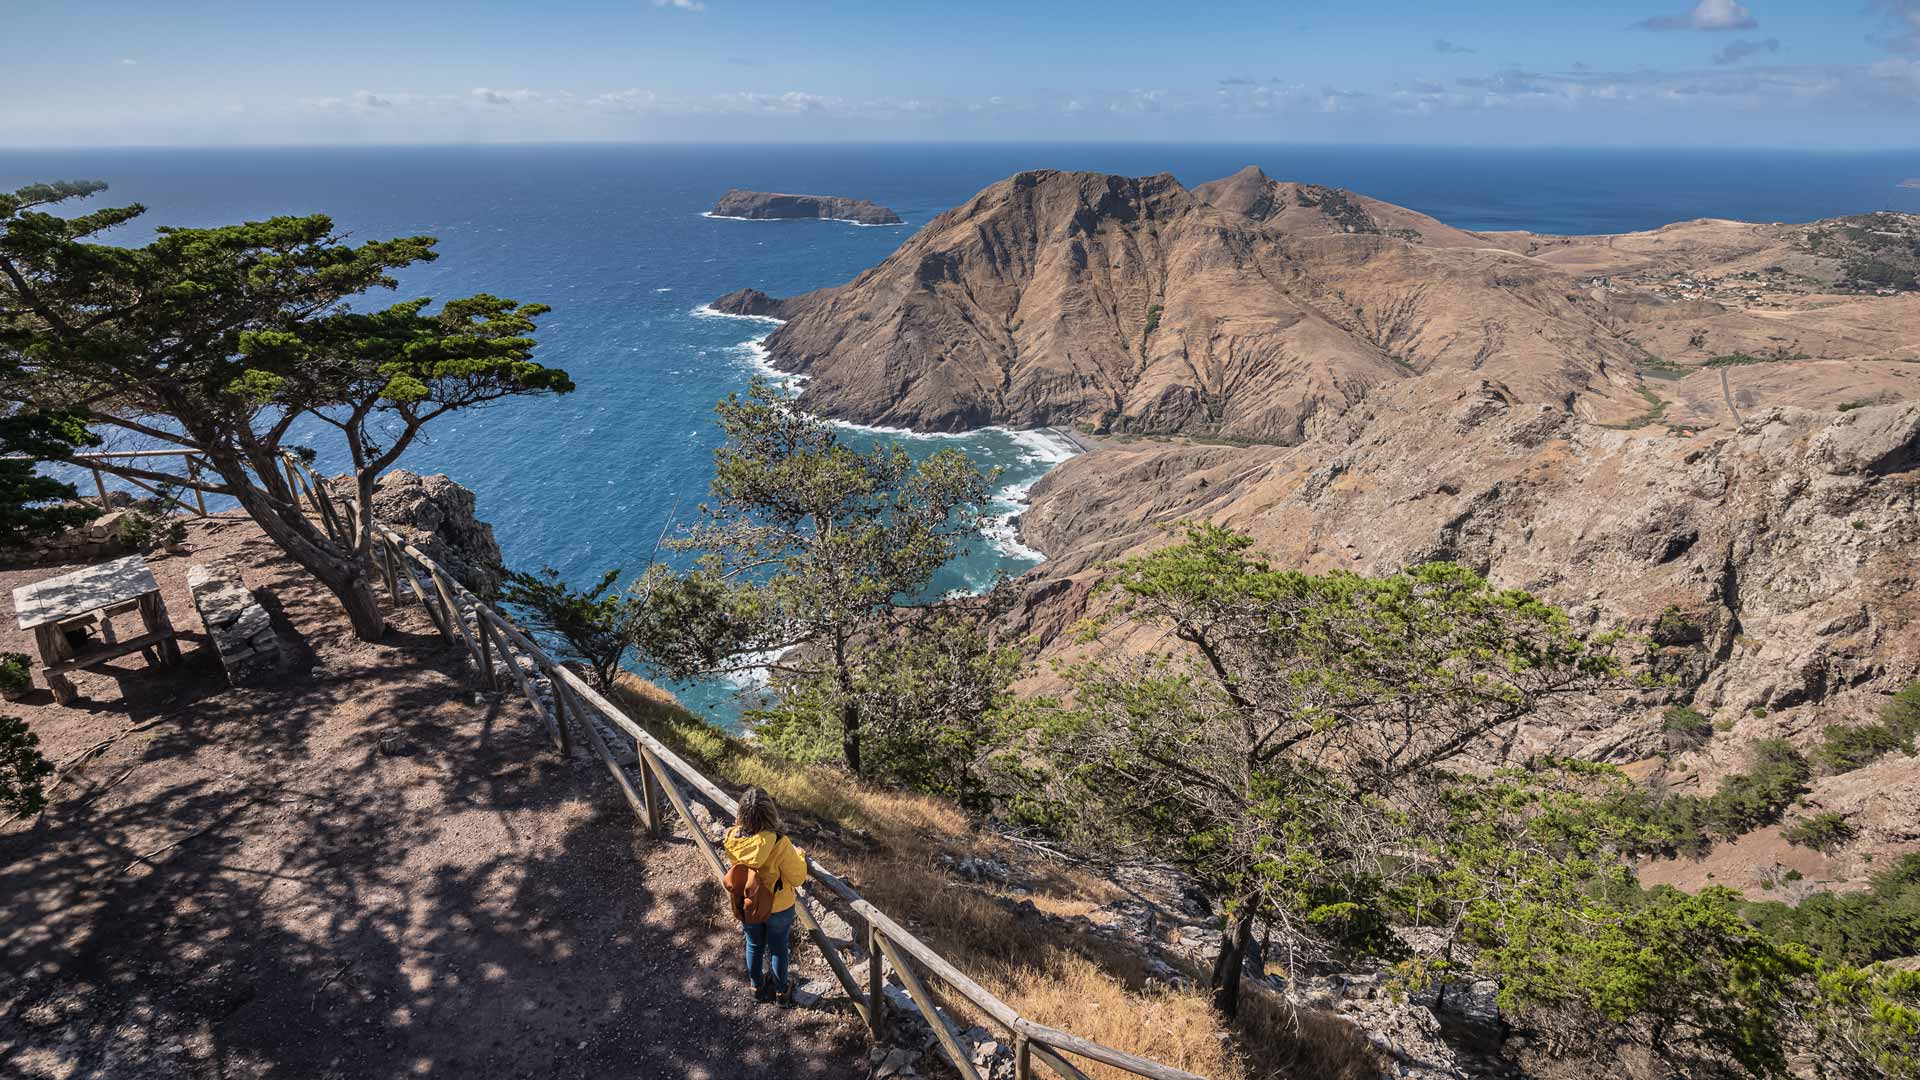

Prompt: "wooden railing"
[284,454,1207,1080]
[27,449,217,517]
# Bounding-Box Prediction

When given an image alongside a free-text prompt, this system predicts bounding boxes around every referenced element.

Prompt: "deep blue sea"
[7,144,1919,718]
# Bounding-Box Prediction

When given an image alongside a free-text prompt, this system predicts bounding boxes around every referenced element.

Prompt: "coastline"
[692,304,1082,573]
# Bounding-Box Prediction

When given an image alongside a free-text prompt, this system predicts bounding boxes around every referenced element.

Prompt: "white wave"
[737,336,810,387]
[690,304,786,325]
[654,287,673,292]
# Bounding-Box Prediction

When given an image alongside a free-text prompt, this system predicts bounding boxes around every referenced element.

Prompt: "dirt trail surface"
[1,514,864,1079]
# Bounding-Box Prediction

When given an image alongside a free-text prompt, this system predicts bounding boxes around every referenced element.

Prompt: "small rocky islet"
[708,188,902,225]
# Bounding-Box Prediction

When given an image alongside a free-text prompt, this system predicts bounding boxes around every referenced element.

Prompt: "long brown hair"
[735,786,781,836]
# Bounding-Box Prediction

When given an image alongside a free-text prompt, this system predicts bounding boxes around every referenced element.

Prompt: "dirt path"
[1720,365,1745,425]
[1,516,865,1079]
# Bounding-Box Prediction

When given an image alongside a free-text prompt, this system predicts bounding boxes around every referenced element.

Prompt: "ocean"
[7,143,1919,718]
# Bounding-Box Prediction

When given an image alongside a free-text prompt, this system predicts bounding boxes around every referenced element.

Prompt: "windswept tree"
[625,379,995,775]
[1017,525,1626,1017]
[499,566,637,690]
[0,181,570,639]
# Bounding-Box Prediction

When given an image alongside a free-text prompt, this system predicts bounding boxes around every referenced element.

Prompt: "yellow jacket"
[722,827,809,914]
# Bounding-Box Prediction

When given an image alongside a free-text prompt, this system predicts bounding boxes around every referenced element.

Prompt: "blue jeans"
[744,905,796,993]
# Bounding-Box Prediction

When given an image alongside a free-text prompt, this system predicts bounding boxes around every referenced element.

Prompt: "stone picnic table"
[12,554,182,705]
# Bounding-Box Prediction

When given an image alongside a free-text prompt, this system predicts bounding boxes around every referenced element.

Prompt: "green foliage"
[1705,348,1810,368]
[0,713,53,816]
[1782,811,1858,854]
[752,601,1021,809]
[1884,680,1920,736]
[1739,854,1920,966]
[1809,961,1920,1079]
[1483,883,1811,1076]
[1662,704,1713,750]
[1607,737,1811,857]
[0,652,31,696]
[0,180,569,639]
[499,566,635,689]
[1010,525,1624,1014]
[116,503,186,553]
[1144,304,1163,334]
[1815,719,1912,774]
[626,379,996,775]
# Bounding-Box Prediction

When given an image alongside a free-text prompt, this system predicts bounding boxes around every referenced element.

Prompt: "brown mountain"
[715,165,1920,888]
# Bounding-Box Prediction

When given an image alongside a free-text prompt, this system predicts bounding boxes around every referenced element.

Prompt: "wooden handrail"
[12,448,218,517]
[283,452,1207,1080]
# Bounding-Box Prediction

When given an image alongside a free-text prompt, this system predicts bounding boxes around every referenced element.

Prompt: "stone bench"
[187,562,284,686]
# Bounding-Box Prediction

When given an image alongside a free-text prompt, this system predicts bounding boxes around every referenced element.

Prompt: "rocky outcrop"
[709,189,902,226]
[707,288,792,319]
[356,471,505,598]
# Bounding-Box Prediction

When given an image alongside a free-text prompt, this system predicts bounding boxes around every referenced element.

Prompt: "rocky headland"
[708,188,902,226]
[715,165,1920,890]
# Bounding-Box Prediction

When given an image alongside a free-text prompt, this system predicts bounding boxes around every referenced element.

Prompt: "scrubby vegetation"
[1814,683,1920,773]
[1661,704,1714,751]
[1781,811,1858,854]
[616,390,1917,1078]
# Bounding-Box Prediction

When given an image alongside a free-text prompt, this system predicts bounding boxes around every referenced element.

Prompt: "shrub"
[1651,605,1704,646]
[499,565,636,690]
[1740,855,1920,966]
[0,652,31,698]
[1815,720,1911,774]
[1703,739,1810,837]
[0,713,53,816]
[1885,681,1920,736]
[1661,705,1713,750]
[1782,812,1857,854]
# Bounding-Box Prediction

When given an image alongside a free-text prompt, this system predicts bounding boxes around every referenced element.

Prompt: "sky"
[3,0,1918,149]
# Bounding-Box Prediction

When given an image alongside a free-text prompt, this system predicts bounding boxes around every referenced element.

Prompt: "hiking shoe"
[753,983,774,1004]
[774,986,796,1009]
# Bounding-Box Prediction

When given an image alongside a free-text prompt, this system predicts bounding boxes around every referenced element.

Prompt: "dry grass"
[608,674,1376,1080]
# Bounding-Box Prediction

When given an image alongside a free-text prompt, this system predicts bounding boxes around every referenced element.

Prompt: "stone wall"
[1,509,127,568]
[187,562,284,686]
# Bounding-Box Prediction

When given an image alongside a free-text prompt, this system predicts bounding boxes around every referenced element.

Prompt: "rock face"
[709,189,902,226]
[1015,400,1920,884]
[707,287,792,319]
[718,166,1919,437]
[360,471,505,598]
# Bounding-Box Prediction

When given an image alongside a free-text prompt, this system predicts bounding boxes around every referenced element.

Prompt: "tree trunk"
[332,571,388,641]
[1209,906,1256,1018]
[226,470,387,643]
[839,694,863,777]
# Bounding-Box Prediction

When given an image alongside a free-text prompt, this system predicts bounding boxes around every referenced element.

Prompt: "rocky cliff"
[715,166,1920,888]
[709,189,902,226]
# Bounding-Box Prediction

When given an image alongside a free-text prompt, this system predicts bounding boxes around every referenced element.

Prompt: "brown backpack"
[723,832,788,925]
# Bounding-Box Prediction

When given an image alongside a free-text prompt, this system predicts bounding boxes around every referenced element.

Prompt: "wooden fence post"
[868,921,889,1040]
[640,745,663,836]
[873,933,983,1080]
[185,457,209,516]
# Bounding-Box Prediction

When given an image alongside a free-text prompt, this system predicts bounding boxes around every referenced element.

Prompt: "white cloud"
[1638,0,1758,31]
[1433,39,1476,55]
[472,87,540,106]
[653,0,705,10]
[353,90,393,108]
[119,58,137,66]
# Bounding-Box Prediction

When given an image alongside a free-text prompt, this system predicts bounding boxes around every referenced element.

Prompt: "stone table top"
[12,555,160,630]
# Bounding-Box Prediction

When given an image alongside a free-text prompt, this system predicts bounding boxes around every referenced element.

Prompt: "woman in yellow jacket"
[722,787,810,1004]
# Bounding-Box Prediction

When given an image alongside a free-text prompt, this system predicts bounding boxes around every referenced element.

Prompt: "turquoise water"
[6,143,1918,718]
